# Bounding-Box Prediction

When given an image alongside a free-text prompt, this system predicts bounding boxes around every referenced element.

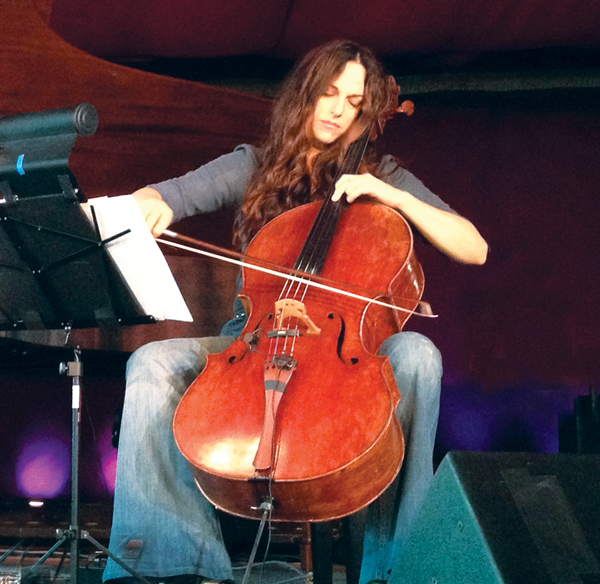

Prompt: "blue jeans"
[103,332,441,583]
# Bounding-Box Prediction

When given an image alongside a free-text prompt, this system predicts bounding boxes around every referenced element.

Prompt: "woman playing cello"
[103,39,487,584]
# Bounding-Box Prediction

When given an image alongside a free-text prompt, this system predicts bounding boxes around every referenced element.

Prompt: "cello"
[172,124,424,523]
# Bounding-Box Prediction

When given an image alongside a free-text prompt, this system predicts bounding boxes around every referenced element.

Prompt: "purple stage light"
[98,425,117,495]
[16,437,70,498]
[102,448,117,494]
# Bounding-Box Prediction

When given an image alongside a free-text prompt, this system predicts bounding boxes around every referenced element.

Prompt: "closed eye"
[322,83,363,109]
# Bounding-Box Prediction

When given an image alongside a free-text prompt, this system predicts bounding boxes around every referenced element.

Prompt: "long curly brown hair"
[232,39,399,250]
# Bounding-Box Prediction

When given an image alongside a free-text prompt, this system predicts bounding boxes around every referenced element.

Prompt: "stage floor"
[0,500,347,584]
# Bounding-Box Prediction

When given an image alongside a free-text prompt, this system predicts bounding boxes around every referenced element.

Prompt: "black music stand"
[0,104,154,584]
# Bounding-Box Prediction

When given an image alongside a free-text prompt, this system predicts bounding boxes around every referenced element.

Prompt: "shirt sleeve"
[378,155,460,216]
[148,144,259,223]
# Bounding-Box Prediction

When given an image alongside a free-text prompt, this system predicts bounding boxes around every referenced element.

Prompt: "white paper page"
[82,195,193,322]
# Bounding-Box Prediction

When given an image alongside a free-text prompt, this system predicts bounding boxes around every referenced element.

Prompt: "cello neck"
[294,128,371,275]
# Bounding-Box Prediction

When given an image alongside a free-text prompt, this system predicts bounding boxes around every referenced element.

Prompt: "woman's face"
[311,60,366,145]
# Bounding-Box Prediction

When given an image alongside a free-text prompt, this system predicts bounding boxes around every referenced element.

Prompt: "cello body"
[173,200,424,522]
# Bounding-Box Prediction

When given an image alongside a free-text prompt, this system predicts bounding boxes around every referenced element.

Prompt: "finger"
[148,208,173,237]
[344,183,362,203]
[332,174,353,202]
[331,182,346,202]
[345,190,358,204]
[152,213,172,237]
[143,210,159,236]
[138,200,171,236]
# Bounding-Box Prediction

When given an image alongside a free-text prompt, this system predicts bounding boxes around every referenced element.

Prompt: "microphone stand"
[28,338,152,584]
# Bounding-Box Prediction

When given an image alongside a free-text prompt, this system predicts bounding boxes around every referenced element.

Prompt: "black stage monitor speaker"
[391,451,600,584]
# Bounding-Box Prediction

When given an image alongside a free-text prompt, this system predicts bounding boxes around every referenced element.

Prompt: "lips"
[319,120,341,130]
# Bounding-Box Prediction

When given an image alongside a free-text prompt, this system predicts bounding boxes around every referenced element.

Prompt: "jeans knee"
[126,337,204,387]
[126,340,167,379]
[380,332,442,400]
[382,331,441,369]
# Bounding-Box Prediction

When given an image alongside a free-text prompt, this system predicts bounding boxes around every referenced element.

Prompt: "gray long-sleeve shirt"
[151,144,457,223]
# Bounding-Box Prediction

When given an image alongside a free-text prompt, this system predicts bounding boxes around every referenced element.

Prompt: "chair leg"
[299,523,312,572]
[310,509,367,584]
[341,508,367,584]
[311,521,334,584]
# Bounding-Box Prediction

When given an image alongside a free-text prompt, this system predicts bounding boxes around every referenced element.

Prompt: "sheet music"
[82,195,193,322]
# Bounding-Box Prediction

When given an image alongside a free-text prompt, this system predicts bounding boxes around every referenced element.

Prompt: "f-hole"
[331,313,359,365]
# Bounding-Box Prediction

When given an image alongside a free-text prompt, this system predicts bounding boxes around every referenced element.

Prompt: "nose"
[330,95,345,118]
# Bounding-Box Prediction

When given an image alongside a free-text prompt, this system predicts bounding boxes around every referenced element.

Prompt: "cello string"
[287,137,354,276]
[264,131,369,358]
[266,134,368,358]
[273,129,371,355]
[294,129,369,291]
[281,129,368,318]
[271,275,293,358]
